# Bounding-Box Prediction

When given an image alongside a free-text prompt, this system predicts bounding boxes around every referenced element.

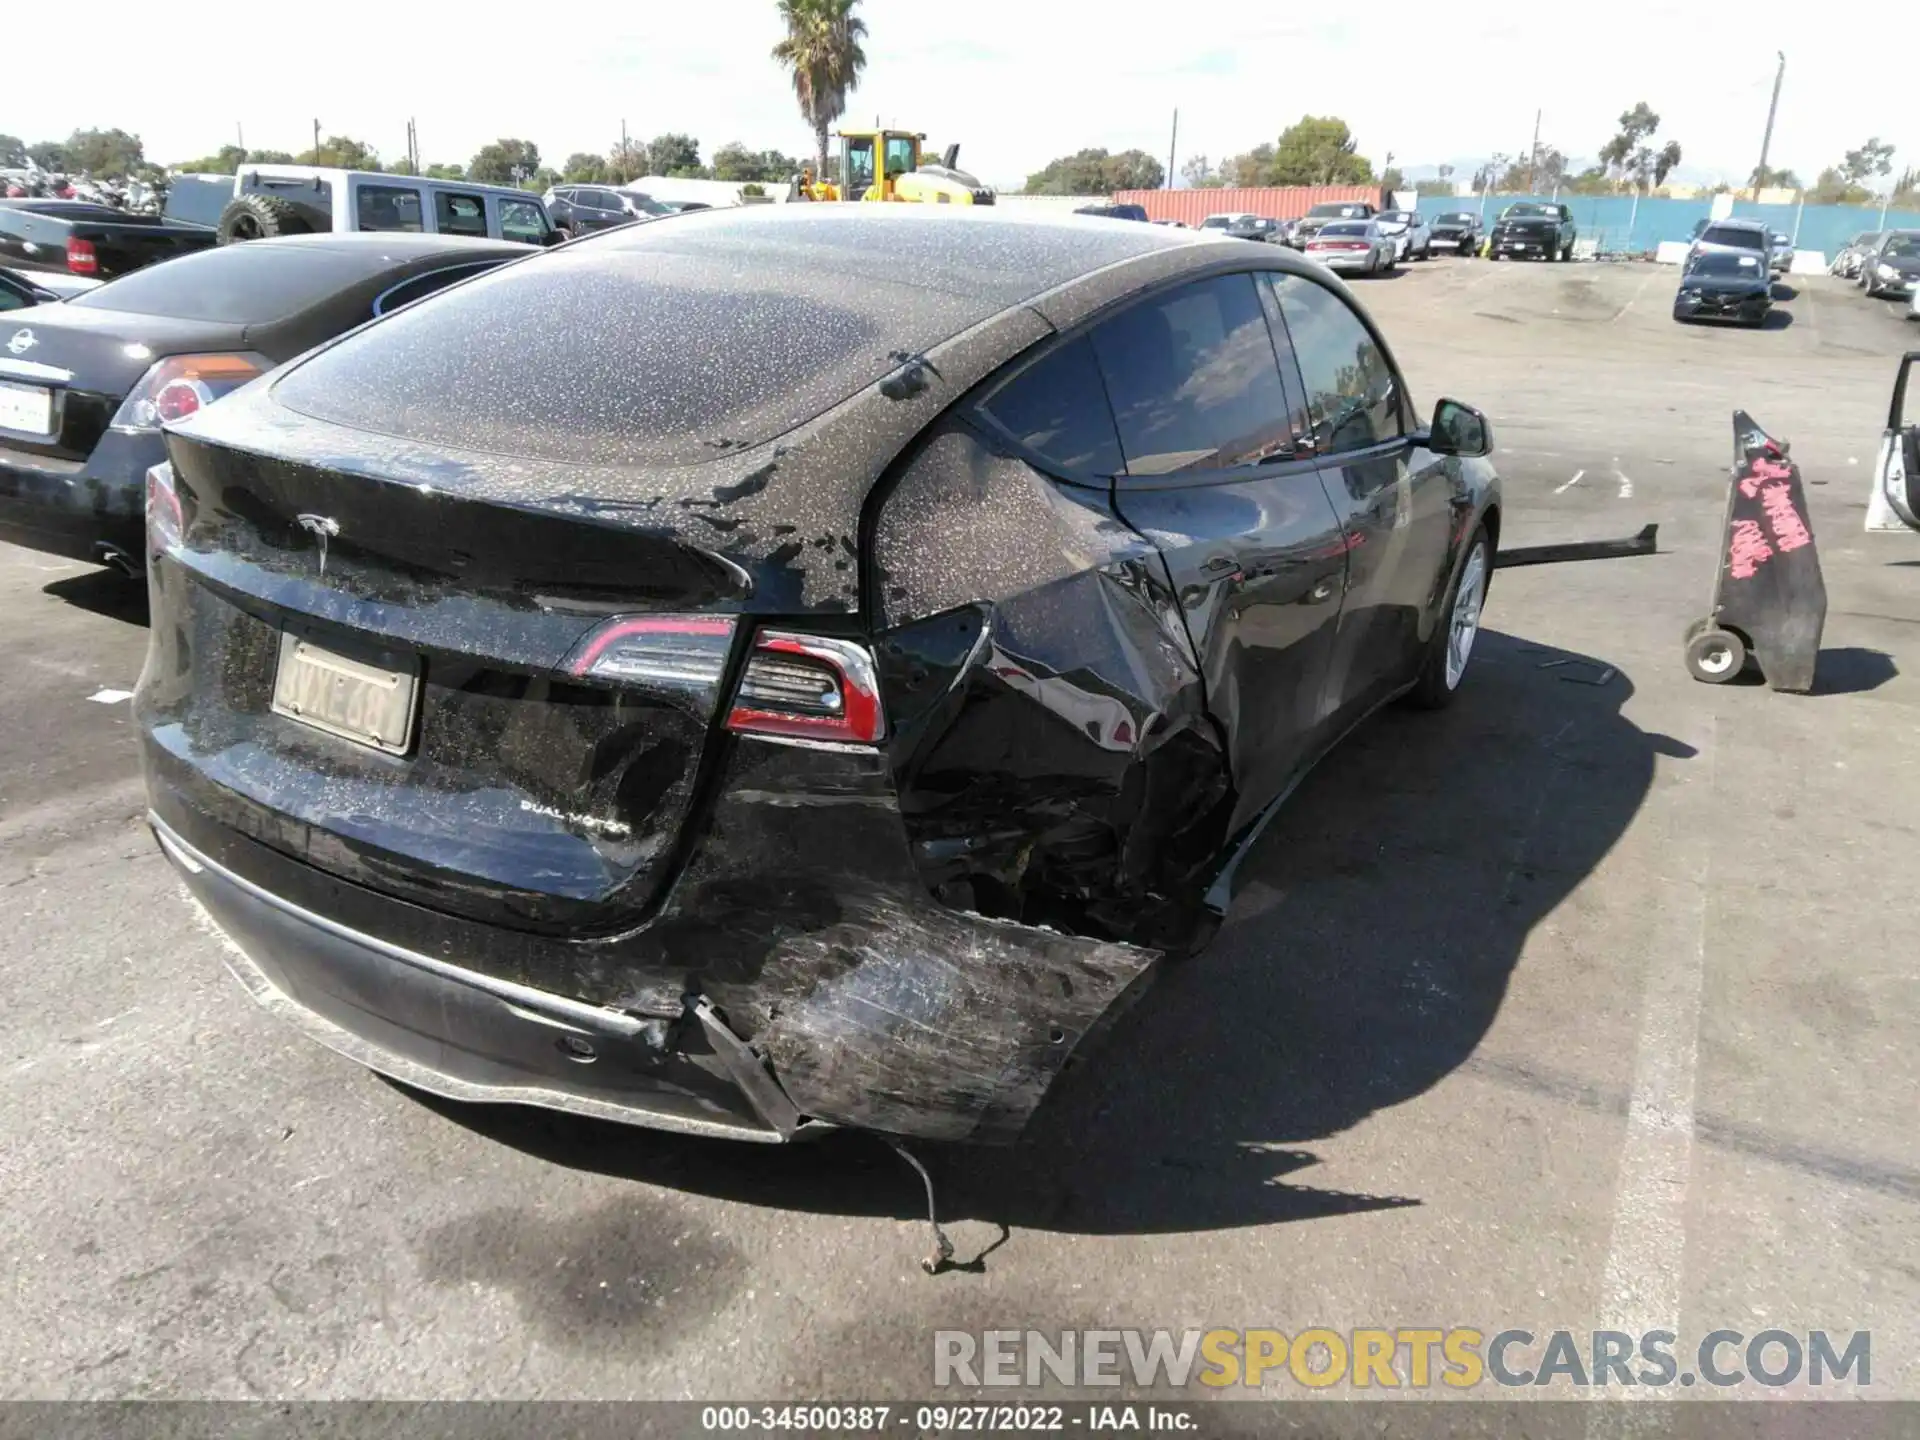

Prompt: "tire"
[1406,525,1491,709]
[1684,626,1746,684]
[216,192,309,244]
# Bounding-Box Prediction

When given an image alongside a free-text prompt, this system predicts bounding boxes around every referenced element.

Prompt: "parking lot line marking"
[1555,470,1586,494]
[1609,270,1660,323]
[1593,717,1716,1397]
[1616,471,1634,500]
[86,689,134,704]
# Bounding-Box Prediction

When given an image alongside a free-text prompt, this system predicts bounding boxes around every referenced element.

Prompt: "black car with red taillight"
[139,206,1501,1148]
[0,232,532,571]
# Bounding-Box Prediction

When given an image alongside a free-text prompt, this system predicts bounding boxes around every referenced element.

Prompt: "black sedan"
[1673,250,1772,326]
[0,233,533,571]
[140,208,1501,1147]
[1430,211,1484,256]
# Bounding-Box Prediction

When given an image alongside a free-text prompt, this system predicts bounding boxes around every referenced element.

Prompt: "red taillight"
[153,378,210,424]
[561,618,886,748]
[727,631,884,746]
[66,236,98,274]
[146,461,183,554]
[1324,241,1367,251]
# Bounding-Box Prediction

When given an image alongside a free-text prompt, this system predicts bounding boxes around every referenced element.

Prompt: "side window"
[978,335,1123,478]
[434,191,487,237]
[0,284,27,313]
[1088,272,1294,478]
[498,198,549,244]
[372,262,500,317]
[1268,273,1404,456]
[356,184,424,233]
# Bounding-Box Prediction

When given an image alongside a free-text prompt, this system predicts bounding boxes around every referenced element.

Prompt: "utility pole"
[1167,108,1178,191]
[620,118,629,181]
[236,122,244,158]
[1526,109,1541,195]
[1753,51,1785,197]
[312,118,322,162]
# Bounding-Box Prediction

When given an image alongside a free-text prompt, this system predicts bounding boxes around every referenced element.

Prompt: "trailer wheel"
[1684,626,1746,684]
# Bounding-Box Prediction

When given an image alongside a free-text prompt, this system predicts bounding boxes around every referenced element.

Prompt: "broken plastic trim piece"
[692,997,809,1138]
[1495,523,1659,569]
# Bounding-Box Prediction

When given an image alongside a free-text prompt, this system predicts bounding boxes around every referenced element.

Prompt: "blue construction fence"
[1413,192,1920,261]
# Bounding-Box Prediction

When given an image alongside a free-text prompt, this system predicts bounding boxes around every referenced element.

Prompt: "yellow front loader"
[791,130,995,206]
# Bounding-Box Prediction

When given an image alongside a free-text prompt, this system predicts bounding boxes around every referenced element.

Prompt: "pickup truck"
[0,199,217,279]
[1488,202,1577,262]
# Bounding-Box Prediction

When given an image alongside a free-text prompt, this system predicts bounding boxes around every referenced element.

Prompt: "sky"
[5,1,1909,193]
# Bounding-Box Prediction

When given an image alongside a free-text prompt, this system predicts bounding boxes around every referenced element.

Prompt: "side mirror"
[542,228,566,247]
[1426,398,1493,458]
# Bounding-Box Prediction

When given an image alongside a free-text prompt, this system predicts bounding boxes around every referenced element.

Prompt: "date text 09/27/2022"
[700,1405,1194,1432]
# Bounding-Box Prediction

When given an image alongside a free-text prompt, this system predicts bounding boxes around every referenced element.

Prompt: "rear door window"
[978,335,1123,478]
[498,197,549,243]
[1088,272,1295,479]
[434,191,488,237]
[1267,273,1405,455]
[356,183,425,233]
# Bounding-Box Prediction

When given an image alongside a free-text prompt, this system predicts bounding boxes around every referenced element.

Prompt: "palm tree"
[771,0,868,179]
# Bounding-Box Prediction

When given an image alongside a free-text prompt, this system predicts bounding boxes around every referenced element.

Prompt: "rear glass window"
[1439,213,1474,223]
[70,244,376,323]
[1319,222,1368,236]
[1308,203,1364,217]
[1089,272,1291,478]
[1199,216,1232,228]
[1700,225,1766,250]
[271,236,988,466]
[1883,235,1920,258]
[979,335,1122,477]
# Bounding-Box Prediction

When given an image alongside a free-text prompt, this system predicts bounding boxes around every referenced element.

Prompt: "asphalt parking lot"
[2,255,1917,1404]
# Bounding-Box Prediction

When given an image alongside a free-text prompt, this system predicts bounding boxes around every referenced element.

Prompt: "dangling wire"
[887,1139,956,1275]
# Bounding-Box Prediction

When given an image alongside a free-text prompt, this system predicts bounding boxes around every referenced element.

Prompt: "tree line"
[0,127,808,192]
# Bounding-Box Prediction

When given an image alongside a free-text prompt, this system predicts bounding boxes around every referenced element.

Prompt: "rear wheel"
[1406,526,1490,709]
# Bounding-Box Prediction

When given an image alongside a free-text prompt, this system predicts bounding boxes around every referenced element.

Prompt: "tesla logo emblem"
[6,329,36,355]
[296,513,340,576]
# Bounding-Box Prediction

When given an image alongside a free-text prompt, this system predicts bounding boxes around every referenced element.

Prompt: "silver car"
[1374,209,1433,261]
[1302,219,1396,276]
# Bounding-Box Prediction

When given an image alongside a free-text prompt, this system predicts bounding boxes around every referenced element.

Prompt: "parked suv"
[543,184,673,237]
[215,167,556,247]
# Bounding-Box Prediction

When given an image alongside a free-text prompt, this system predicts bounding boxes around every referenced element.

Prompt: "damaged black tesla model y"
[138,207,1500,1147]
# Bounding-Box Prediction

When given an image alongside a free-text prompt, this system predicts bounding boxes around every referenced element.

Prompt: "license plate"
[271,633,419,755]
[0,379,53,435]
